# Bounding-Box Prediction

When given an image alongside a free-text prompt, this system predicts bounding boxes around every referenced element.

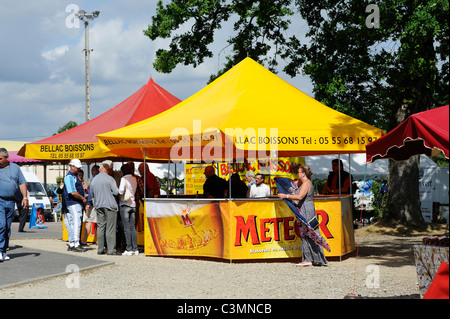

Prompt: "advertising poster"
[145,197,355,260]
[184,164,210,195]
[145,200,225,259]
[419,167,436,223]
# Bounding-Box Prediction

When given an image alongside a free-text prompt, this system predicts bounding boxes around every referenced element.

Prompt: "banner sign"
[26,143,103,160]
[144,197,355,260]
[184,157,305,195]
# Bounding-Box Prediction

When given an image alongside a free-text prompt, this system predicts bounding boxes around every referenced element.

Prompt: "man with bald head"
[203,166,228,198]
[88,161,119,255]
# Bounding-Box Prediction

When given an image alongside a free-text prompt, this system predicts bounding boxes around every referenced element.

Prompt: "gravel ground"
[0,225,429,300]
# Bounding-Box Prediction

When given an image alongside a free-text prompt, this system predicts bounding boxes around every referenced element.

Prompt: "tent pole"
[167,159,170,198]
[349,153,352,195]
[228,144,232,200]
[174,162,177,195]
[143,149,147,199]
[338,153,341,198]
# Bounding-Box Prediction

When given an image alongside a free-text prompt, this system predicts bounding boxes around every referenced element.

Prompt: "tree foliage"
[54,121,78,135]
[145,0,295,82]
[287,0,448,130]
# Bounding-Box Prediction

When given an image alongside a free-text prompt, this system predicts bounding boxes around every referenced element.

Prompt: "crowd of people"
[56,159,160,256]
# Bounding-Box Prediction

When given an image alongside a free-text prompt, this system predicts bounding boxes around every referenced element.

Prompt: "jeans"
[54,202,62,214]
[120,205,137,251]
[65,204,83,246]
[0,198,15,254]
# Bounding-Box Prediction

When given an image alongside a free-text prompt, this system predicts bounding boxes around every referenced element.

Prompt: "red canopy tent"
[18,78,181,161]
[366,105,449,162]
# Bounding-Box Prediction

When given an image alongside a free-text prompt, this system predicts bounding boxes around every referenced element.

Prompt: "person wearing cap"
[0,148,28,261]
[63,159,87,252]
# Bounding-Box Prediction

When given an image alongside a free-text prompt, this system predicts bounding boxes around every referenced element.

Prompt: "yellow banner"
[25,143,104,160]
[144,197,355,260]
[144,200,225,259]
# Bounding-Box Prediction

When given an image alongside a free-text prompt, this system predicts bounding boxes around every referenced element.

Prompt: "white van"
[13,170,53,221]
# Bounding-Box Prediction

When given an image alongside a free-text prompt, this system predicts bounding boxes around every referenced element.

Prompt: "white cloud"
[41,45,69,61]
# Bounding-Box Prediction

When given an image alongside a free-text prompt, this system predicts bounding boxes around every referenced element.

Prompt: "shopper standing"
[87,161,119,255]
[63,159,87,252]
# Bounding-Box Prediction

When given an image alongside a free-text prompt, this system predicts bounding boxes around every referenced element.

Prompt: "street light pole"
[75,10,100,123]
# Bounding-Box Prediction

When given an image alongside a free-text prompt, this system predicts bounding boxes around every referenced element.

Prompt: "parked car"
[13,171,53,222]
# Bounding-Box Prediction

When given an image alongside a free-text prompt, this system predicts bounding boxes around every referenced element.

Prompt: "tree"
[290,0,448,227]
[145,0,449,226]
[54,121,78,135]
[145,0,295,82]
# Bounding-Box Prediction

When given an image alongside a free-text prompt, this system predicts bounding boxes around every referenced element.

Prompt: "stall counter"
[143,195,355,261]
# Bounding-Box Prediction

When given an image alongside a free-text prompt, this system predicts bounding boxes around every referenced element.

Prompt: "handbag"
[308,216,319,230]
[122,182,133,202]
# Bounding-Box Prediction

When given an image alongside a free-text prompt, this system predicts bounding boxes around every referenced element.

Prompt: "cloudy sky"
[0,0,313,143]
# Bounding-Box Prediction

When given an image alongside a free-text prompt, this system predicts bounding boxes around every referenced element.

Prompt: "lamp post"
[75,10,100,123]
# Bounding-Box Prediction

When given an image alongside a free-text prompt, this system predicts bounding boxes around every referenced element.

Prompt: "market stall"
[97,58,385,260]
[19,78,181,244]
[366,105,449,298]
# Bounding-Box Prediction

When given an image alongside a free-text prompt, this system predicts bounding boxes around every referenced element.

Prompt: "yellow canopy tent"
[97,58,385,161]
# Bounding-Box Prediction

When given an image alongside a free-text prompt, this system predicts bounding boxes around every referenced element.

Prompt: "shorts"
[83,206,98,223]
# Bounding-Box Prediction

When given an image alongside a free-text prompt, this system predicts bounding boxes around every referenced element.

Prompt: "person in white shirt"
[248,173,271,198]
[118,163,138,256]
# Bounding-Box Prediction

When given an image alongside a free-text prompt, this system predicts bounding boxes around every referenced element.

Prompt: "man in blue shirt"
[63,159,87,252]
[0,148,28,261]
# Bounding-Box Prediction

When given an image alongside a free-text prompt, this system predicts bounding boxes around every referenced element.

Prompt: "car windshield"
[27,182,47,196]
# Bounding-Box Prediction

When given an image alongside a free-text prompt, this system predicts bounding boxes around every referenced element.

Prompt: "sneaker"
[132,250,139,256]
[2,253,10,261]
[122,250,133,256]
[296,261,312,267]
[67,245,74,251]
[107,252,121,256]
[72,246,87,253]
